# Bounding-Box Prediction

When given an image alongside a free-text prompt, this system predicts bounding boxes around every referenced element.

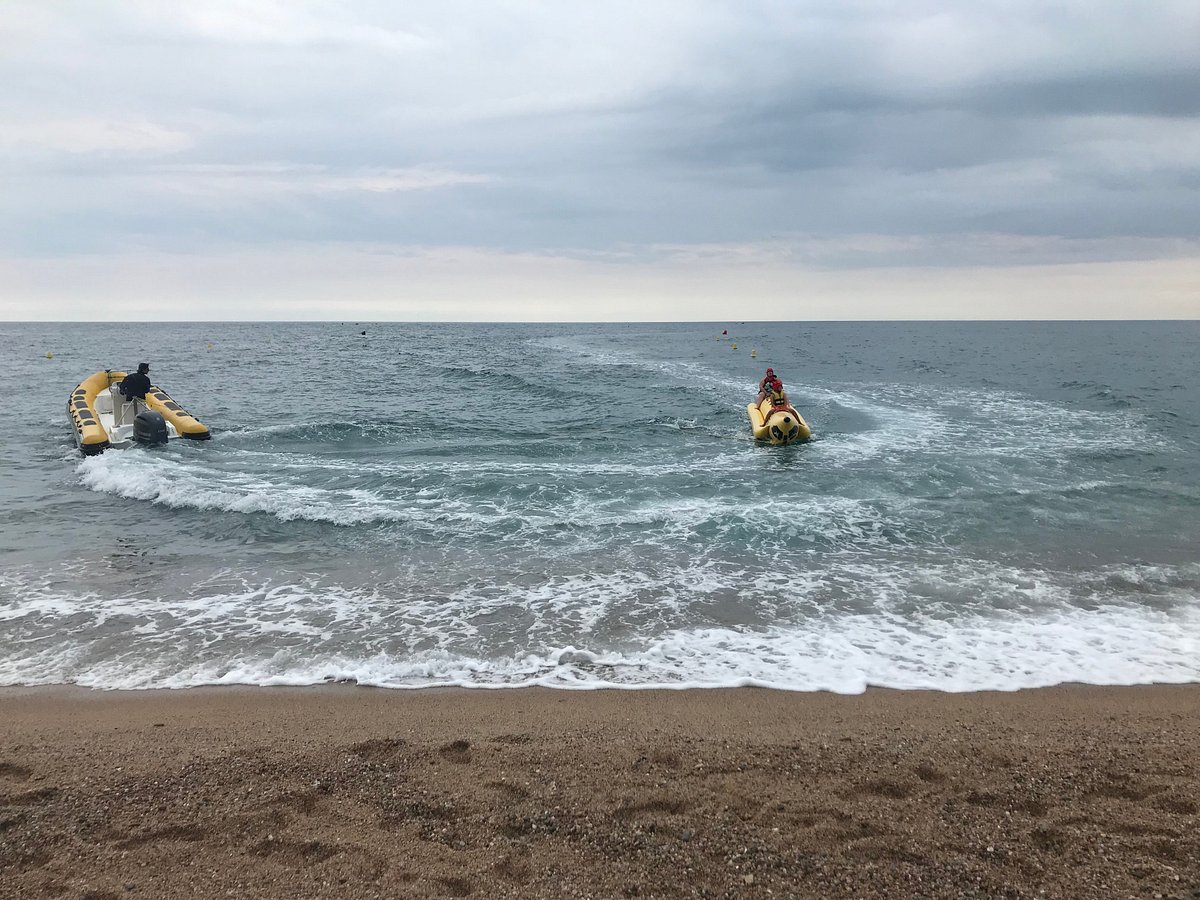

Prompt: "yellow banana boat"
[68,370,210,455]
[747,395,811,445]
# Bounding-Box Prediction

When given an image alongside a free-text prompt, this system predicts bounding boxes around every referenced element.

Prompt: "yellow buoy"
[751,349,757,358]
[45,351,53,359]
[731,343,737,350]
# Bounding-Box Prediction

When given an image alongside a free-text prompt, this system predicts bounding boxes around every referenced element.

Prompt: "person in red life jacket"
[768,378,791,408]
[757,368,784,405]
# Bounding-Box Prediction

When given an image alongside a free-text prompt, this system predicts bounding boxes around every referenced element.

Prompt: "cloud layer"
[1,1,1198,318]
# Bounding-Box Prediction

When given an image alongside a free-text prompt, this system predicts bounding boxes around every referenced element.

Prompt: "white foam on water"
[575,341,1177,466]
[211,446,756,481]
[77,452,698,529]
[530,334,1178,478]
[77,452,404,525]
[809,380,1172,465]
[2,561,1196,692]
[2,602,1195,694]
[75,449,913,552]
[73,354,1158,546]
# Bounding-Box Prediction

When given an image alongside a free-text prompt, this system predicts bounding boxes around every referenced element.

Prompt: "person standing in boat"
[120,363,152,400]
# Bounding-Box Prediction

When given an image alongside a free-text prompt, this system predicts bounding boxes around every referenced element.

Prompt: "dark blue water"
[1,321,1197,690]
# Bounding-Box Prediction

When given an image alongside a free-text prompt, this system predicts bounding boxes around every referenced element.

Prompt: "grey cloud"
[972,71,1200,119]
[1,1,1198,269]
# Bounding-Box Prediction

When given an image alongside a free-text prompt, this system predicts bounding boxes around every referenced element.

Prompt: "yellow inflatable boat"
[68,370,210,455]
[747,394,812,445]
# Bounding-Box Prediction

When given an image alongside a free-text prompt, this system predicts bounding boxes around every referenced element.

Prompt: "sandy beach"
[1,684,1197,899]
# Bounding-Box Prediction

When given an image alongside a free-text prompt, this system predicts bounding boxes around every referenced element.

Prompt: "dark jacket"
[120,372,152,400]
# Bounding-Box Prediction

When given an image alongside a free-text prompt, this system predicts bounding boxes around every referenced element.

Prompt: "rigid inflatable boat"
[747,394,812,445]
[68,370,210,455]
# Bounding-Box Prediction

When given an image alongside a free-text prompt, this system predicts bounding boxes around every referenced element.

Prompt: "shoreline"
[2,683,1198,898]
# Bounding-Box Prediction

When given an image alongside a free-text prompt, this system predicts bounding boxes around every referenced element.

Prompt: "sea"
[1,321,1197,693]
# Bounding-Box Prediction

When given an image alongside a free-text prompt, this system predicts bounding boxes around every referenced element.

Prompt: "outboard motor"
[133,410,169,446]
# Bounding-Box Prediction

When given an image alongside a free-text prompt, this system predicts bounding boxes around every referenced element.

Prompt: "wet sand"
[1,684,1198,899]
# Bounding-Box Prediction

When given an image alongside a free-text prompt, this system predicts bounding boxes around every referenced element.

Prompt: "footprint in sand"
[613,797,691,819]
[7,786,60,805]
[349,737,407,758]
[489,733,532,745]
[437,876,472,897]
[251,837,341,866]
[439,739,472,764]
[0,762,33,781]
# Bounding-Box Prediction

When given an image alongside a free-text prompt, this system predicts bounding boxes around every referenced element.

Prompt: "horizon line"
[3,318,1198,326]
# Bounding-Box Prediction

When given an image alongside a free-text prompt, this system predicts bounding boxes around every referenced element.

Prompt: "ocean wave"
[804,380,1173,471]
[2,602,1195,694]
[2,561,1196,692]
[72,450,946,554]
[77,452,402,526]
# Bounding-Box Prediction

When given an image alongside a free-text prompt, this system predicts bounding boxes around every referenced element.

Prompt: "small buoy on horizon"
[722,330,728,335]
[361,330,367,336]
[207,342,213,350]
[751,349,757,358]
[45,351,53,359]
[731,343,738,350]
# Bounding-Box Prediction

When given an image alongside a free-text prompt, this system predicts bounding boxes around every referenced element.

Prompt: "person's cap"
[137,362,150,373]
[765,367,774,373]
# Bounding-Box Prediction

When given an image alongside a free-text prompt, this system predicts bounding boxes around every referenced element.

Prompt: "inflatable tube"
[68,372,113,455]
[143,384,210,440]
[68,371,210,455]
[747,396,811,445]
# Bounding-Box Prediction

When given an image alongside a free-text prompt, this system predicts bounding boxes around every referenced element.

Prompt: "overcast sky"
[2,1,1198,320]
